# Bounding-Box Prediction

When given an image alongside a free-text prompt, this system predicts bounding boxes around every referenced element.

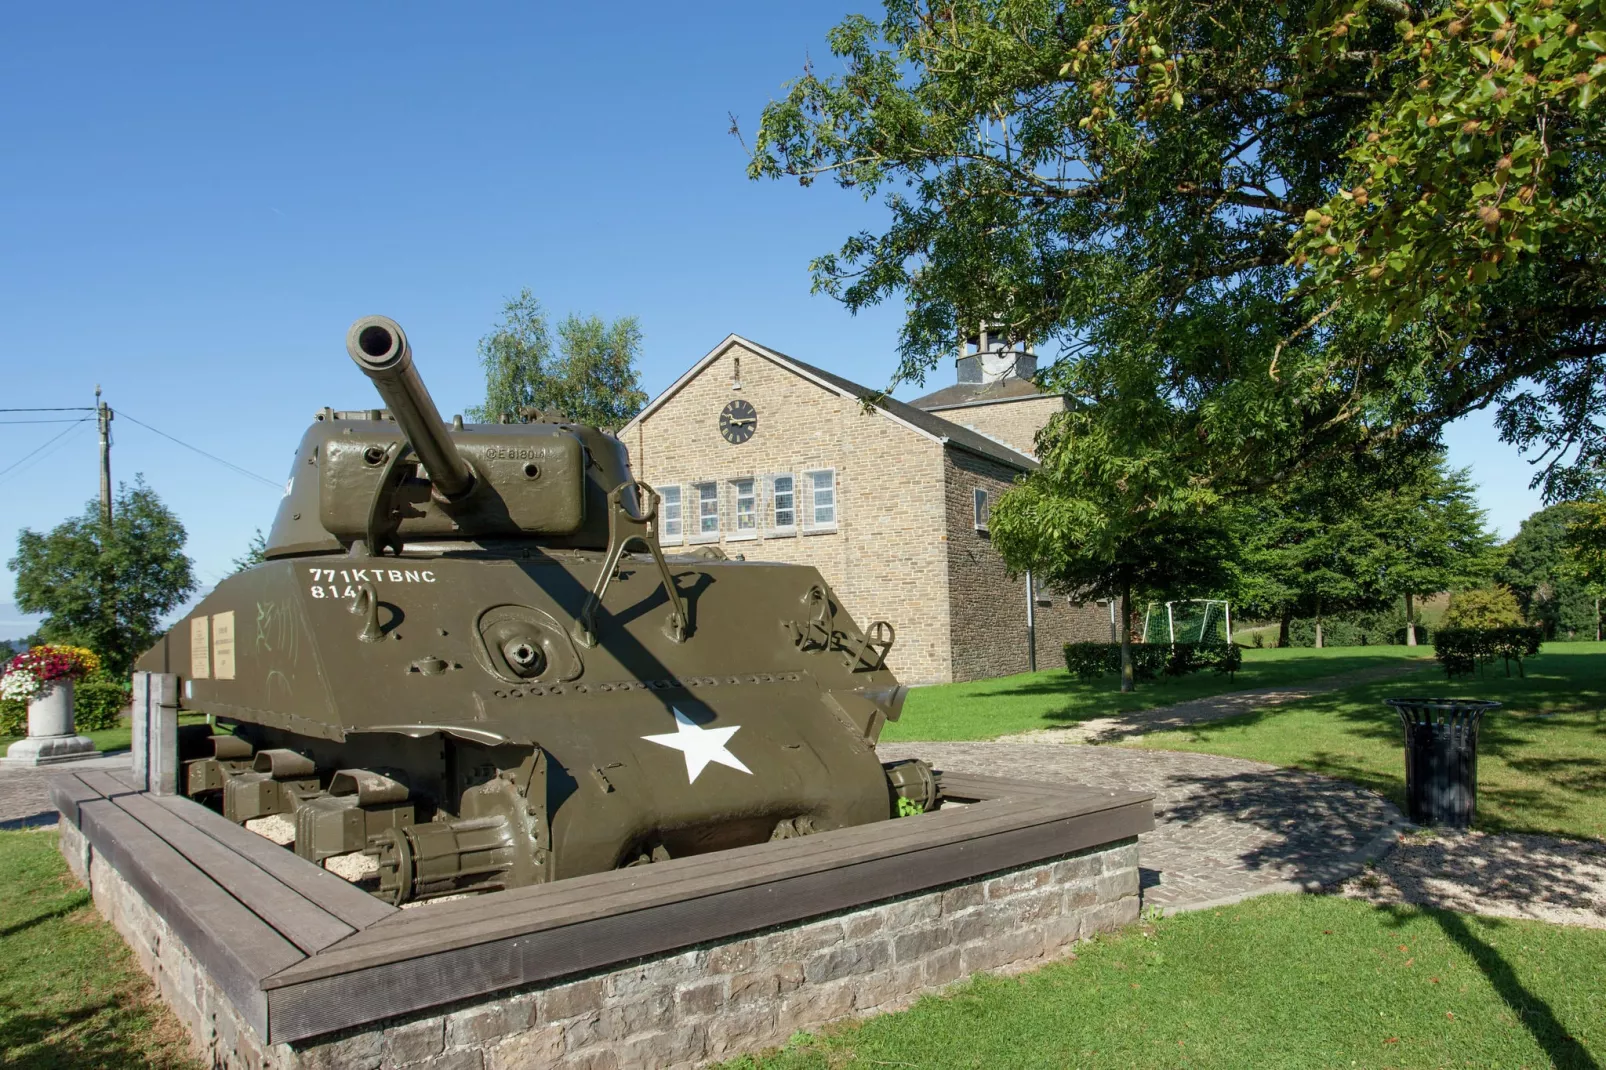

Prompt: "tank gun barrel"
[346,315,476,502]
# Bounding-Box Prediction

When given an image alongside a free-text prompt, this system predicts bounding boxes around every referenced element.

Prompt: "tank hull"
[139,548,906,894]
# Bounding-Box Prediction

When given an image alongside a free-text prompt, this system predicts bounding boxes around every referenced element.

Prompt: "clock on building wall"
[719,399,757,444]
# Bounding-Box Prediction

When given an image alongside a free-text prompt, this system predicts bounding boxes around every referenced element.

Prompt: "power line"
[117,410,282,489]
[0,419,93,483]
[0,418,97,425]
[0,406,96,413]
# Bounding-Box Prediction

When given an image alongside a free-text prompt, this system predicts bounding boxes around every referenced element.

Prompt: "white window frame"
[659,484,684,544]
[767,472,797,536]
[729,477,758,540]
[973,487,990,532]
[803,468,838,533]
[690,481,720,543]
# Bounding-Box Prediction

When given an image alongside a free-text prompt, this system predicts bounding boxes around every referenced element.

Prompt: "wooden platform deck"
[53,768,1153,1045]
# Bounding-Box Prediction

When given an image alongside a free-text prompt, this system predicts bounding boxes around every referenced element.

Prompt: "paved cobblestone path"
[1027,660,1430,744]
[0,752,130,830]
[882,741,1404,912]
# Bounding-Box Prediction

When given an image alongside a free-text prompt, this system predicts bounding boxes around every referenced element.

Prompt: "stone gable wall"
[923,395,1068,459]
[942,451,1118,682]
[628,344,954,683]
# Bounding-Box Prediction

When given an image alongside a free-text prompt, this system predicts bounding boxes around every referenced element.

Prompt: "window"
[731,478,757,538]
[660,485,683,543]
[768,473,796,534]
[973,487,990,532]
[805,469,836,530]
[692,481,719,541]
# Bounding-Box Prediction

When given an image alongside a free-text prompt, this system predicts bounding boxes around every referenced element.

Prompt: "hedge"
[1432,626,1543,679]
[0,677,131,737]
[1064,641,1241,682]
[75,677,132,731]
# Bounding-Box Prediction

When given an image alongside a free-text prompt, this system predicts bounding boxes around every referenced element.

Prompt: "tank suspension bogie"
[293,769,417,864]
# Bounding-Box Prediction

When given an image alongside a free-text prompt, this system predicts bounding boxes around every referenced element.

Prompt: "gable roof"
[909,377,1051,411]
[623,334,1038,471]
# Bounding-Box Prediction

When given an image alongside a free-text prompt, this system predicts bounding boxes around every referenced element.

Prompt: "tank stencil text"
[307,567,437,598]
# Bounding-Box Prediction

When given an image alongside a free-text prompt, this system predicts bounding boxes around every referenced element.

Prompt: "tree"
[1560,495,1606,639]
[1235,463,1396,648]
[747,0,1606,499]
[989,410,1240,690]
[1372,457,1501,642]
[1497,502,1599,637]
[231,529,267,574]
[466,290,648,428]
[8,477,196,677]
[1235,451,1496,645]
[1442,586,1524,628]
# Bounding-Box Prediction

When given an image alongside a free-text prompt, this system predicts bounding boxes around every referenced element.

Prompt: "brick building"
[622,334,1111,684]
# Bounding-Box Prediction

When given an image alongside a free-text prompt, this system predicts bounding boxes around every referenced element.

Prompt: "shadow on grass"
[0,893,89,940]
[0,997,169,1070]
[1374,903,1600,1070]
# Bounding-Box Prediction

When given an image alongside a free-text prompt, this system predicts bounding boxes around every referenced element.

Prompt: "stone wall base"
[60,819,1141,1070]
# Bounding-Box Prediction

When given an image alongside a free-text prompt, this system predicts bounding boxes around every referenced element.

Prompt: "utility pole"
[97,385,113,525]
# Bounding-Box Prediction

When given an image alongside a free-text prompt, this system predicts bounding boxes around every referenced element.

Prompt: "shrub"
[1442,587,1524,630]
[74,676,131,731]
[1063,641,1239,682]
[0,698,23,737]
[1432,626,1543,678]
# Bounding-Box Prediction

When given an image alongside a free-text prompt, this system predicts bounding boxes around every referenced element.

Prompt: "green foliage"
[1432,625,1544,676]
[989,409,1241,690]
[8,477,196,678]
[0,699,21,737]
[73,676,131,732]
[1300,0,1606,343]
[231,529,267,574]
[1443,585,1526,627]
[896,796,923,818]
[1499,501,1600,637]
[1237,452,1497,643]
[1063,641,1240,681]
[749,0,1606,498]
[465,289,647,428]
[1286,609,1427,647]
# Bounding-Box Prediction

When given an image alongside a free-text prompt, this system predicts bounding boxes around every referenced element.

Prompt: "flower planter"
[4,679,98,766]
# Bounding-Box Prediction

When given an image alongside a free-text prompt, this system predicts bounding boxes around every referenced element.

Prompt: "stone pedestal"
[4,680,97,765]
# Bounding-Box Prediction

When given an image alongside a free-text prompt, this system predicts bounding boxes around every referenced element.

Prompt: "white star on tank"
[641,708,753,783]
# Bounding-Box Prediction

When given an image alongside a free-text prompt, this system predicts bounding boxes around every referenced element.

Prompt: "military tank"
[137,316,936,904]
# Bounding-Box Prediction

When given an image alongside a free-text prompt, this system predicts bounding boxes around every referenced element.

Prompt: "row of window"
[658,470,837,543]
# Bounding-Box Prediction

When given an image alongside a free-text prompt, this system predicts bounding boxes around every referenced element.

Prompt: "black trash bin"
[1385,698,1500,827]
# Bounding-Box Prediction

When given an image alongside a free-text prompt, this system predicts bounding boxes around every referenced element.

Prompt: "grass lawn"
[884,645,1429,742]
[0,829,196,1069]
[1138,642,1606,842]
[732,893,1606,1070]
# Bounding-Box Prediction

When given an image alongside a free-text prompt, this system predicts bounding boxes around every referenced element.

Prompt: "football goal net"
[1140,599,1232,644]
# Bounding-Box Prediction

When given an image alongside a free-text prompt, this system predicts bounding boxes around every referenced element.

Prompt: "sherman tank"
[136,316,936,904]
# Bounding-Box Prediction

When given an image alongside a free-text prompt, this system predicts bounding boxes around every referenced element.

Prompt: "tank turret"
[138,317,932,905]
[346,315,478,502]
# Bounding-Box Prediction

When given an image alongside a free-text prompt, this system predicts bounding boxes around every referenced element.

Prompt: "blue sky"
[0,2,1546,637]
